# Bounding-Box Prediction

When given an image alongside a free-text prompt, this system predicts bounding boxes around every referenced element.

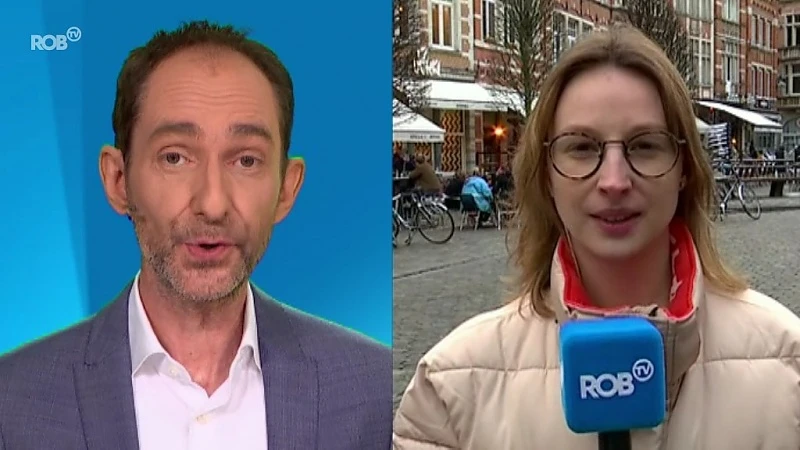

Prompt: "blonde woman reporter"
[393,25,800,450]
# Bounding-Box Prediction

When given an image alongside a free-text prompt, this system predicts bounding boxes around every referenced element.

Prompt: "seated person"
[444,171,466,210]
[493,166,512,196]
[403,154,416,174]
[461,168,495,226]
[393,151,405,175]
[485,172,495,190]
[407,155,442,195]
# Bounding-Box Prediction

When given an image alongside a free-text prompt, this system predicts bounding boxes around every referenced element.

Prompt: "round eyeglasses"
[544,130,684,180]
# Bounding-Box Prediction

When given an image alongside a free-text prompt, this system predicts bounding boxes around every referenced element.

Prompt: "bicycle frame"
[392,192,448,245]
[716,164,744,214]
[715,164,762,221]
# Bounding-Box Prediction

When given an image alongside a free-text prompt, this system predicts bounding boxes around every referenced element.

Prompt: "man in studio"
[0,21,391,449]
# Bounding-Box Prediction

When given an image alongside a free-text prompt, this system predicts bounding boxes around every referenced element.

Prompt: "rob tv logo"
[31,27,82,51]
[579,358,655,399]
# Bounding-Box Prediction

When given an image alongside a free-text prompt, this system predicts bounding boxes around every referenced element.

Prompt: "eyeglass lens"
[550,132,679,178]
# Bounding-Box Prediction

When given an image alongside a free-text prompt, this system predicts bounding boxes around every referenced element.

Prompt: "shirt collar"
[128,272,262,375]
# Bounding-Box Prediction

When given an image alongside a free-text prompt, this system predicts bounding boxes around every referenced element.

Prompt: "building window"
[566,17,579,48]
[482,0,497,42]
[750,66,756,96]
[499,2,518,45]
[688,0,699,18]
[722,0,738,23]
[766,22,771,48]
[751,15,757,44]
[757,17,763,45]
[431,0,455,49]
[766,71,771,97]
[552,11,593,63]
[552,11,564,63]
[785,15,800,47]
[785,14,800,47]
[678,0,712,20]
[722,40,739,94]
[700,0,712,20]
[791,64,800,95]
[692,37,712,87]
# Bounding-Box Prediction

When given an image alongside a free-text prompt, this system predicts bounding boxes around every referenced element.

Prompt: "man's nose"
[191,160,231,221]
[596,146,633,196]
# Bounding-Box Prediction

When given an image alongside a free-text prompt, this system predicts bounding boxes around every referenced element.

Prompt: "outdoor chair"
[459,194,499,230]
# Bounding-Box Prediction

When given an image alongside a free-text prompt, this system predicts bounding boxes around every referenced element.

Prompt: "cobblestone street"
[393,209,800,410]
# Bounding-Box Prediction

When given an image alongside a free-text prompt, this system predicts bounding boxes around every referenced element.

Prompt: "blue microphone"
[559,317,666,449]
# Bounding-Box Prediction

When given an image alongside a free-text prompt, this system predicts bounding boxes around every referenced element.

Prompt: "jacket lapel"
[73,285,140,450]
[253,287,319,449]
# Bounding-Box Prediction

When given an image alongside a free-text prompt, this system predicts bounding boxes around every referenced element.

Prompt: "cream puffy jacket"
[394,225,800,449]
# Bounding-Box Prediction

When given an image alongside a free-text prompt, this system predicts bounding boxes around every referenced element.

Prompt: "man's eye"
[238,156,259,168]
[163,153,185,165]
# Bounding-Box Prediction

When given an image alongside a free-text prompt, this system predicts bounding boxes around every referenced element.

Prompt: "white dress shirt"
[128,273,268,450]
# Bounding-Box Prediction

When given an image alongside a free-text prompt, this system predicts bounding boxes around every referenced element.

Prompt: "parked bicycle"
[393,191,455,247]
[713,161,761,221]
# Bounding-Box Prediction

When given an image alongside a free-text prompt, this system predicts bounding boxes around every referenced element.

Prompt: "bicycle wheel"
[392,215,399,240]
[737,183,762,220]
[416,205,455,244]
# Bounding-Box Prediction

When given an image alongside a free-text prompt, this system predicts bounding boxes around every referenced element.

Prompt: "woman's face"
[549,66,683,261]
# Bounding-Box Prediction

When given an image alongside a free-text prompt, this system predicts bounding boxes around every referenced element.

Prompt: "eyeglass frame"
[542,129,686,180]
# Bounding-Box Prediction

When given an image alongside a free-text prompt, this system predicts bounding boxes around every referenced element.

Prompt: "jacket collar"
[549,219,702,412]
[74,281,319,449]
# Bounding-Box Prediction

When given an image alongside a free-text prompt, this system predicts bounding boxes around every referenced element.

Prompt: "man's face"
[102,47,303,305]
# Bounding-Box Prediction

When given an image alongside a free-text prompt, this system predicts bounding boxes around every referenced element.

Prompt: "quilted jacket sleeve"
[392,359,459,449]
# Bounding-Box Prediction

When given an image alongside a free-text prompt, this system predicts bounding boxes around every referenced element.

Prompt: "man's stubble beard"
[127,198,272,310]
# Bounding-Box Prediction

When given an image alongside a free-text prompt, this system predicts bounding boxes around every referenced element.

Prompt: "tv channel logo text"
[579,358,655,399]
[31,27,82,51]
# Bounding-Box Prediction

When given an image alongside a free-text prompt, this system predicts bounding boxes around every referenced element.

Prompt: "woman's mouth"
[590,212,642,237]
[593,213,640,223]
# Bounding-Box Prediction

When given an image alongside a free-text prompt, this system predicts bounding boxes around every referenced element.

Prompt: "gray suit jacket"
[0,284,392,449]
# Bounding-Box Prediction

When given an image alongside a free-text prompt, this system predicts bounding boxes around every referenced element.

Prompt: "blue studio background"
[0,1,391,354]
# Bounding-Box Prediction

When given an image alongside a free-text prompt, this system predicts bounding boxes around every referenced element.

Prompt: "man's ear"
[99,145,129,216]
[274,156,305,224]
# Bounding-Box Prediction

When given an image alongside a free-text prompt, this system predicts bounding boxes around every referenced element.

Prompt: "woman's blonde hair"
[509,23,747,318]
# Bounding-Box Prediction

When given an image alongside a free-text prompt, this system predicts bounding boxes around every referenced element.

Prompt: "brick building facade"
[397,0,788,173]
[777,0,800,148]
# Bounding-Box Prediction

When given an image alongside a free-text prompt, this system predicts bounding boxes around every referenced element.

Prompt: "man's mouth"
[184,239,234,259]
[196,243,223,250]
[187,238,233,247]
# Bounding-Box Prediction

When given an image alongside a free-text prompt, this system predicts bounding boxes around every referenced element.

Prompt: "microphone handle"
[598,431,631,450]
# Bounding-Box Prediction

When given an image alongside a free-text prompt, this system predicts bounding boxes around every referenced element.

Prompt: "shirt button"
[168,367,179,377]
[195,414,209,424]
